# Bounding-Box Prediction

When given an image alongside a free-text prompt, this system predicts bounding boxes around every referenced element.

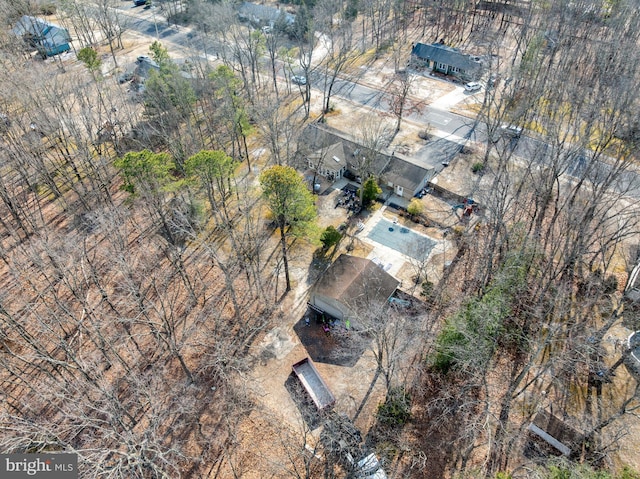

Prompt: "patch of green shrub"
[432,321,466,374]
[471,162,485,173]
[320,225,342,250]
[377,387,411,426]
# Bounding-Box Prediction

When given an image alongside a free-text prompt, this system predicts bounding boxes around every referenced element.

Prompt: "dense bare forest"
[1,0,640,477]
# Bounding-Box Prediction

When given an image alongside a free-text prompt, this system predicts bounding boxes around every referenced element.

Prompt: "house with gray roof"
[299,123,433,199]
[298,123,392,182]
[238,2,295,28]
[411,42,482,81]
[309,254,400,322]
[308,142,348,181]
[134,55,160,79]
[381,153,431,199]
[13,16,71,57]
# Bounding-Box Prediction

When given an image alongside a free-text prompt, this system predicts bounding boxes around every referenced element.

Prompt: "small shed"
[13,16,71,57]
[309,254,399,321]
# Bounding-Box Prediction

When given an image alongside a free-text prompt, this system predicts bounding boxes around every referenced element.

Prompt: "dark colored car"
[343,170,356,181]
[117,71,134,84]
[133,0,147,6]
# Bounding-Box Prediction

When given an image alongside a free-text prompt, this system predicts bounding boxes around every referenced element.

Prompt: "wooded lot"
[1,0,640,478]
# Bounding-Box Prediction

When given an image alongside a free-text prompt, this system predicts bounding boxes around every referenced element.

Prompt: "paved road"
[117,5,640,197]
[118,4,232,59]
[329,78,640,195]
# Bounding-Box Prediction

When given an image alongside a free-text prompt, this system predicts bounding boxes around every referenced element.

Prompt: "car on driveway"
[292,75,307,85]
[464,81,481,92]
[118,71,134,84]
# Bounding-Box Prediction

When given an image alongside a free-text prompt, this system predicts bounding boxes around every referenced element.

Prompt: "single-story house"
[381,154,431,199]
[410,42,482,81]
[309,254,400,321]
[238,2,295,28]
[307,142,348,181]
[13,16,71,57]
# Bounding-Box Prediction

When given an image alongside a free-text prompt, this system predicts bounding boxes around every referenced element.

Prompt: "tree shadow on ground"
[307,251,331,286]
[621,300,640,331]
[294,309,368,367]
[384,369,482,479]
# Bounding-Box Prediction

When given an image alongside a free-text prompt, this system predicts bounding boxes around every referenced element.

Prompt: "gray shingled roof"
[313,255,399,309]
[411,42,482,74]
[308,142,346,171]
[382,155,430,192]
[238,2,295,25]
[298,124,391,177]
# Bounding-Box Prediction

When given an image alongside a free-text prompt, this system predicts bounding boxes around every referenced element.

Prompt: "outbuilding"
[381,154,431,199]
[309,254,399,322]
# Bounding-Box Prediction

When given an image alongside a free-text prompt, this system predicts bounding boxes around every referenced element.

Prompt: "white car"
[464,81,481,92]
[292,75,307,85]
[500,123,523,138]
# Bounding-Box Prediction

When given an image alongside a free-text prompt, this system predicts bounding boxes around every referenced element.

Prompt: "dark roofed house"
[308,142,348,182]
[298,123,392,181]
[381,154,431,199]
[310,255,400,322]
[134,55,160,80]
[298,123,434,204]
[13,16,71,57]
[411,42,482,81]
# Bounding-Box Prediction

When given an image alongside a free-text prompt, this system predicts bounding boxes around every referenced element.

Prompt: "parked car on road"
[292,75,307,85]
[133,0,148,6]
[500,123,523,138]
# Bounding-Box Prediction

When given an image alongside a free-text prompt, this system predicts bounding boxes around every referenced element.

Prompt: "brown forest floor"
[2,7,640,479]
